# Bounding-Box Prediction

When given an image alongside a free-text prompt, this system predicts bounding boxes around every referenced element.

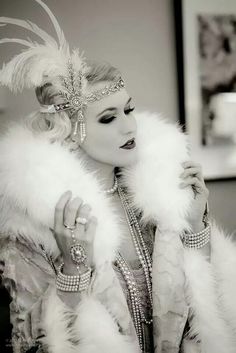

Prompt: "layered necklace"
[114,177,153,352]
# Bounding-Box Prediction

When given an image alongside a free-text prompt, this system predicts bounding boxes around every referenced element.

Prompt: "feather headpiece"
[0,0,125,143]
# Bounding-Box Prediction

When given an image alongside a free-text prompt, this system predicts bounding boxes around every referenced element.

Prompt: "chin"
[113,152,138,168]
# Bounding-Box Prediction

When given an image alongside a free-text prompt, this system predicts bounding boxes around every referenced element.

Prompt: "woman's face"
[81,81,138,167]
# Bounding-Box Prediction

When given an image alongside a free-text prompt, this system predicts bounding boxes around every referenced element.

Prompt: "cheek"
[83,124,117,156]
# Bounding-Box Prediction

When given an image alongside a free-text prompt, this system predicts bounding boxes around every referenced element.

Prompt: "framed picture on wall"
[174,0,236,180]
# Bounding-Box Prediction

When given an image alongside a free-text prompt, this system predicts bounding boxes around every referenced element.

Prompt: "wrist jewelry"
[56,263,92,292]
[181,223,211,249]
[57,226,92,292]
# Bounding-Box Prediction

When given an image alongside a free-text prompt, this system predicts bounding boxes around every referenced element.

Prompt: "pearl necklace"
[116,180,153,351]
[103,176,118,195]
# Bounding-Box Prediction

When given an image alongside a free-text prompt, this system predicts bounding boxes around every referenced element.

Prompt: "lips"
[120,138,136,150]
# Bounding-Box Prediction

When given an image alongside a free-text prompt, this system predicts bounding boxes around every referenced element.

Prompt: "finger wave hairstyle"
[25,61,121,148]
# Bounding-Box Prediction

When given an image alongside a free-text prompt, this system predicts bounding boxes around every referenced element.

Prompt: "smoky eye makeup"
[98,107,136,124]
[98,115,116,124]
[124,106,135,114]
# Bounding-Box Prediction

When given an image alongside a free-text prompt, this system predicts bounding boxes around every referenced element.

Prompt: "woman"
[0,1,236,353]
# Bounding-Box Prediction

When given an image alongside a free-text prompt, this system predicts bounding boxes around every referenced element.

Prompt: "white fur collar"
[122,112,192,232]
[0,111,193,264]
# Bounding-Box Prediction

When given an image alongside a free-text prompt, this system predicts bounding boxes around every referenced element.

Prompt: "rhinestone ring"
[70,243,87,265]
[64,222,76,230]
[76,217,88,226]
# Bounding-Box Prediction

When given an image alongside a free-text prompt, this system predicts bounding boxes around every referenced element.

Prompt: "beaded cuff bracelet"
[181,224,211,249]
[56,263,92,292]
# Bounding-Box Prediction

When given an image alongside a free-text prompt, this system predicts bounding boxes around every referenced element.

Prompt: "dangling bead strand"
[78,110,86,144]
[117,183,153,306]
[116,253,144,351]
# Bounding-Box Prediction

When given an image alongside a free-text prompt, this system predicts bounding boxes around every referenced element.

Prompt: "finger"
[180,167,203,181]
[180,177,209,198]
[187,176,207,191]
[180,179,209,200]
[64,197,83,228]
[78,216,97,267]
[85,216,97,243]
[54,190,72,231]
[180,176,204,191]
[76,204,92,236]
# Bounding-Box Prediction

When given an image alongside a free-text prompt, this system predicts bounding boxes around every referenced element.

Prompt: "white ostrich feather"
[0,38,33,48]
[0,45,69,91]
[0,0,85,92]
[35,0,68,50]
[0,17,58,47]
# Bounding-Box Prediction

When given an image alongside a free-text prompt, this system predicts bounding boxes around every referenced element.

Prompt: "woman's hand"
[53,190,97,274]
[179,160,209,231]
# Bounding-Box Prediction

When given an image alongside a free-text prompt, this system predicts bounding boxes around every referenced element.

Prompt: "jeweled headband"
[40,73,125,143]
[0,0,125,143]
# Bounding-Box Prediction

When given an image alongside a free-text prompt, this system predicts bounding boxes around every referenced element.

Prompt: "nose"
[119,114,137,136]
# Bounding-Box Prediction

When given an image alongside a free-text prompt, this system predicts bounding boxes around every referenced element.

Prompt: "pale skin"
[52,82,210,308]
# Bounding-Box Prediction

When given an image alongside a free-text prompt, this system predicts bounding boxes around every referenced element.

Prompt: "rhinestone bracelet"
[56,263,92,292]
[181,224,211,249]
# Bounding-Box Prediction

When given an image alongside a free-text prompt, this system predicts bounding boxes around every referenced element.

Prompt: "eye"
[124,107,135,115]
[98,107,135,124]
[98,115,116,124]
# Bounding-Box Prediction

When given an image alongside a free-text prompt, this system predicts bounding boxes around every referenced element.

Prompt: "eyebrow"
[96,97,132,117]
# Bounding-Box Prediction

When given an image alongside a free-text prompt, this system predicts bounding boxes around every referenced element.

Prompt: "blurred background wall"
[0,0,235,235]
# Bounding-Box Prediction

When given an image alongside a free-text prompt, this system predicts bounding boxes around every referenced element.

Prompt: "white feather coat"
[0,111,236,353]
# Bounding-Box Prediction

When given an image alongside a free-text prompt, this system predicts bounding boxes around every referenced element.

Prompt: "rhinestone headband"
[40,73,125,144]
[86,77,125,103]
[40,76,125,113]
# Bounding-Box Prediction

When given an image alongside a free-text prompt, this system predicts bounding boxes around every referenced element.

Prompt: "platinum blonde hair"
[25,61,121,147]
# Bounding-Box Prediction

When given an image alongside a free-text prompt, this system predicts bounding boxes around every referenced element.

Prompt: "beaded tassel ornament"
[57,60,88,143]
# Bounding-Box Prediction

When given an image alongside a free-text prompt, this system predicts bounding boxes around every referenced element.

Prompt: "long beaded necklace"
[115,179,153,351]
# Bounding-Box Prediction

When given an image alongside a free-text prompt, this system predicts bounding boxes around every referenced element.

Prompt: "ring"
[76,217,88,226]
[64,222,76,230]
